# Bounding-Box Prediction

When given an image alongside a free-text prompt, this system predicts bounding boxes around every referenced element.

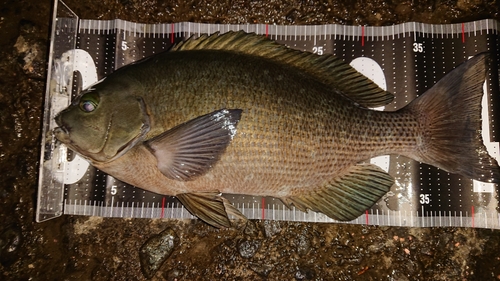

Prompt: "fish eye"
[79,92,100,112]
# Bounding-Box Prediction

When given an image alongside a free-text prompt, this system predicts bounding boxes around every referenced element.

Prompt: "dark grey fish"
[54,31,500,228]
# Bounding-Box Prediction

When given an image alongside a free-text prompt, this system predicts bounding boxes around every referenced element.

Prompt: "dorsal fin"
[171,31,394,108]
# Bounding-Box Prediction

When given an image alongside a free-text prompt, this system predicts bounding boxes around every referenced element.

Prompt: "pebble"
[420,247,434,256]
[368,243,384,253]
[295,265,315,280]
[243,220,259,237]
[248,262,273,277]
[0,225,22,267]
[238,239,261,258]
[263,220,282,238]
[165,268,183,280]
[296,234,311,255]
[139,228,177,279]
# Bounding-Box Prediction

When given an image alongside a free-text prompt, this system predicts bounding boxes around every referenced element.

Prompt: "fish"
[54,31,500,228]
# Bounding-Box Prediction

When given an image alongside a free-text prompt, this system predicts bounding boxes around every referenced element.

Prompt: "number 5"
[110,185,117,195]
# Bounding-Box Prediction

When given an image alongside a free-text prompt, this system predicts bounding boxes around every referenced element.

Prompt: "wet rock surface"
[139,228,178,279]
[238,238,262,258]
[0,0,500,280]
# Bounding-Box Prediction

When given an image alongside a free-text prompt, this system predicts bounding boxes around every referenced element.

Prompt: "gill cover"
[55,78,150,163]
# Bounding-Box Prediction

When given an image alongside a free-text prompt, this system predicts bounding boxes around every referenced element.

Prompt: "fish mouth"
[54,124,70,138]
[53,118,75,154]
[54,112,70,135]
[52,111,89,158]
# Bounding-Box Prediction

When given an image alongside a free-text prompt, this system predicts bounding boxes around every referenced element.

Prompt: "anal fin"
[176,192,247,228]
[283,164,394,221]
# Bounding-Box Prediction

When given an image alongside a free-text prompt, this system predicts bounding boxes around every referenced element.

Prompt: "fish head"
[54,78,150,164]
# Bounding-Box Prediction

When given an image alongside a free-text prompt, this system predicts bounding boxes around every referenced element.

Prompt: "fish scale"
[38,6,500,228]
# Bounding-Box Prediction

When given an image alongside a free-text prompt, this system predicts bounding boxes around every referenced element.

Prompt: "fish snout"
[54,112,71,136]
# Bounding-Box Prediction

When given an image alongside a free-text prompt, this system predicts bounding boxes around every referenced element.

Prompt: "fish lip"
[54,124,69,135]
[53,126,68,138]
[54,112,70,134]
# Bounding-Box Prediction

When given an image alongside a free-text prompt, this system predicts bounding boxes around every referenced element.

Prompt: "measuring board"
[37,0,500,228]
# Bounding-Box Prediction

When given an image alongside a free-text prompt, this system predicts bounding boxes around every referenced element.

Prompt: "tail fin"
[405,53,500,183]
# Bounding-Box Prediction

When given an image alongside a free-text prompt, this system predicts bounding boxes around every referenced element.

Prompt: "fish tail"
[404,53,500,183]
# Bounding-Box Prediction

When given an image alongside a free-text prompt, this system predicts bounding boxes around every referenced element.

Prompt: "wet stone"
[243,220,259,237]
[13,35,45,80]
[420,247,434,256]
[295,264,316,280]
[248,262,273,277]
[390,269,410,281]
[164,268,183,280]
[0,225,22,267]
[139,228,178,279]
[238,239,262,258]
[361,226,371,234]
[216,263,227,276]
[263,220,282,238]
[296,234,311,255]
[368,243,385,253]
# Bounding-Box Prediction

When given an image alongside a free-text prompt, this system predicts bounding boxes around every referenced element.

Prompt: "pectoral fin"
[176,192,247,228]
[145,109,242,181]
[283,164,394,221]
